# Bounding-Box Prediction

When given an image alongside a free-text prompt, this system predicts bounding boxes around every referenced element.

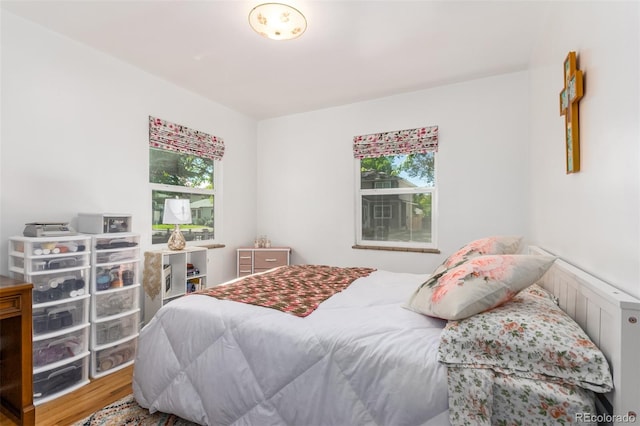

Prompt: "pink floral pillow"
[433,236,522,276]
[406,255,556,320]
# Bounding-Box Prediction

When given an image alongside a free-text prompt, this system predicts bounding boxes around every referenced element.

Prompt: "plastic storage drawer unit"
[92,309,139,347]
[33,325,89,368]
[32,295,90,337]
[92,285,140,321]
[33,354,89,404]
[91,336,137,378]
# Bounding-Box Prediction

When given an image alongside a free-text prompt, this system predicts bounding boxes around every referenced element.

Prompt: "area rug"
[73,394,199,425]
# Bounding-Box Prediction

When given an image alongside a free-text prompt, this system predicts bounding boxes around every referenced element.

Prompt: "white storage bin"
[33,325,89,368]
[78,213,132,234]
[11,252,91,275]
[94,235,139,251]
[94,261,139,292]
[32,295,90,337]
[32,268,89,304]
[96,247,138,264]
[91,336,137,378]
[33,354,89,404]
[92,309,139,347]
[93,285,140,321]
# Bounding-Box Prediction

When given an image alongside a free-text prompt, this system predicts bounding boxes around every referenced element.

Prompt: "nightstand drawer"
[237,251,253,265]
[254,251,288,269]
[236,247,291,277]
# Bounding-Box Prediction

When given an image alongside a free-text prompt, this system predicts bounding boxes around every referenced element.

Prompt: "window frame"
[354,156,438,250]
[149,154,223,247]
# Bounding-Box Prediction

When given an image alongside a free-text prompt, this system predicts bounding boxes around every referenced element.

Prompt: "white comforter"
[133,269,449,425]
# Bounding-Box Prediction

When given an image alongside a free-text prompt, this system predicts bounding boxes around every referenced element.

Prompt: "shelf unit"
[8,235,92,406]
[142,246,207,324]
[88,233,140,379]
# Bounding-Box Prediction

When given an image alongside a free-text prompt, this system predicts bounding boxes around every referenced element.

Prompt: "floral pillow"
[432,236,523,276]
[437,284,613,392]
[406,254,556,320]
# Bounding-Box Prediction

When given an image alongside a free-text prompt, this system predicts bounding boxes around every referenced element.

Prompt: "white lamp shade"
[163,199,192,225]
[248,3,307,41]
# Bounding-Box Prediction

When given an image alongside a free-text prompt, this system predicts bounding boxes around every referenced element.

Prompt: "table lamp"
[163,198,192,250]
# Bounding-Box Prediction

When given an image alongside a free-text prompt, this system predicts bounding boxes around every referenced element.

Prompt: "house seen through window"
[357,153,436,249]
[354,125,438,250]
[149,148,217,245]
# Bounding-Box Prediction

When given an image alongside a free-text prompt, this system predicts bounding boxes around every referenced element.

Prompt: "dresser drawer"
[237,251,253,265]
[254,251,288,269]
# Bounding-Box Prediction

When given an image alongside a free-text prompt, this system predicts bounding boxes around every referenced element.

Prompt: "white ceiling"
[1,0,552,120]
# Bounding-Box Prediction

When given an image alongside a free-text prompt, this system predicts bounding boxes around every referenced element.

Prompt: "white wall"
[256,72,531,274]
[0,12,258,284]
[528,2,640,297]
[3,3,638,297]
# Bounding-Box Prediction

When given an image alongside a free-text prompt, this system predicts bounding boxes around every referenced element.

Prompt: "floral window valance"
[149,116,225,160]
[353,125,438,159]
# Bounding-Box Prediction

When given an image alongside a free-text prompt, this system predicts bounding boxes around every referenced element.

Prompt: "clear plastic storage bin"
[91,336,137,378]
[32,268,89,304]
[32,296,89,337]
[33,325,89,368]
[92,284,140,321]
[33,354,89,403]
[92,309,139,347]
[94,261,139,292]
[96,247,138,264]
[94,235,139,251]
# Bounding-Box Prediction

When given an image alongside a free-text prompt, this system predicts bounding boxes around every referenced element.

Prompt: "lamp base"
[167,224,186,250]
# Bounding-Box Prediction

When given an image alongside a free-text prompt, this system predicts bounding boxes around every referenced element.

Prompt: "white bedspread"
[133,269,449,425]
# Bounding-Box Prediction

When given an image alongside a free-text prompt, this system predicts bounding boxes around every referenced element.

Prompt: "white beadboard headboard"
[529,246,640,424]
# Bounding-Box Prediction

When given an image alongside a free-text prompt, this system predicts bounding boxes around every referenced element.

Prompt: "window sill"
[352,244,440,254]
[196,243,226,249]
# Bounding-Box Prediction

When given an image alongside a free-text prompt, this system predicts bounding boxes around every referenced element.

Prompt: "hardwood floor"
[34,365,133,426]
[0,411,18,426]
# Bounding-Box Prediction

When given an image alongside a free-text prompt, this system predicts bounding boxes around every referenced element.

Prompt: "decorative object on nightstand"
[163,198,192,251]
[237,247,291,277]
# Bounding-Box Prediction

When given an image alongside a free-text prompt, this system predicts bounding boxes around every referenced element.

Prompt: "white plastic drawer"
[92,310,139,347]
[32,296,89,337]
[91,336,137,378]
[96,247,138,264]
[32,269,89,304]
[33,325,89,368]
[12,253,91,274]
[94,236,139,251]
[10,237,90,256]
[93,285,140,321]
[33,355,89,403]
[94,261,139,292]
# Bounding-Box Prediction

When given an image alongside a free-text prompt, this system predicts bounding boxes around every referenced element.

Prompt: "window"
[354,126,438,250]
[148,116,224,245]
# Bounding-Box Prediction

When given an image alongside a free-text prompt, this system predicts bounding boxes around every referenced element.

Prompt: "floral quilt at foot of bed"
[447,367,596,426]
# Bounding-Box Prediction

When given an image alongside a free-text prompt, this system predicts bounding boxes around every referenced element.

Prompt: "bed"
[132,242,640,426]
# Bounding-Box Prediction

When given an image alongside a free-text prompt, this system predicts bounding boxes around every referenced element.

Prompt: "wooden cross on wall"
[559,51,584,173]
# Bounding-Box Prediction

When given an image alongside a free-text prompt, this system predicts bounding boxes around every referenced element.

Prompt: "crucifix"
[559,51,584,173]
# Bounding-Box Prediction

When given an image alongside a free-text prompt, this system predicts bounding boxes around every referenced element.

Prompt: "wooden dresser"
[0,275,35,425]
[237,247,291,277]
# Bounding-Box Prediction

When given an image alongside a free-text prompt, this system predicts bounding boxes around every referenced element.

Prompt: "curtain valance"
[353,125,438,159]
[149,116,225,160]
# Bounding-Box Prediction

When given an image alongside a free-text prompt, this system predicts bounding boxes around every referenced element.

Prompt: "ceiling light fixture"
[248,3,307,41]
